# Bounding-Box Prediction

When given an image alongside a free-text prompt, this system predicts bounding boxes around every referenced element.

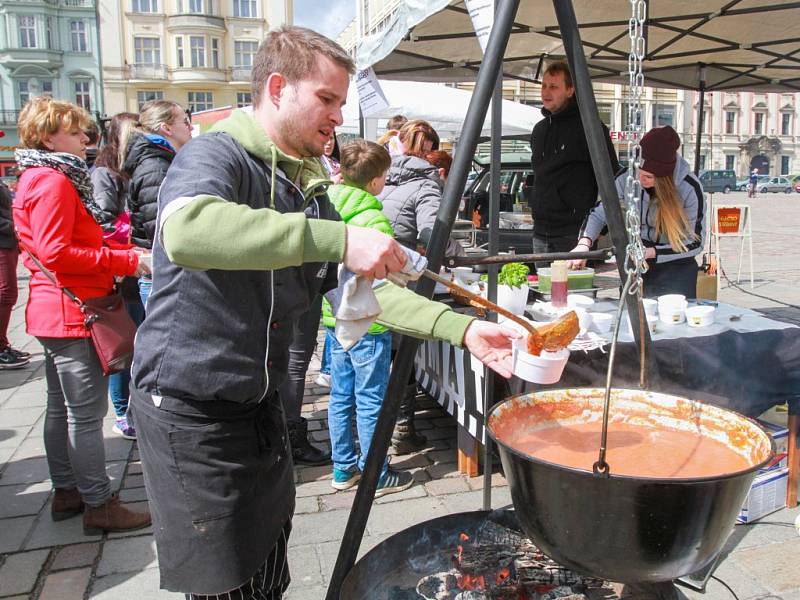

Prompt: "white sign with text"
[355,68,390,117]
[465,0,494,54]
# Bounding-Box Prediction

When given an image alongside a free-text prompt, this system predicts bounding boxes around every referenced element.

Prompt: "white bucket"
[496,284,529,316]
[658,299,688,325]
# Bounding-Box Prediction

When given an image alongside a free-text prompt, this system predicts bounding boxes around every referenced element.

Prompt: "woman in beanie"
[569,125,705,297]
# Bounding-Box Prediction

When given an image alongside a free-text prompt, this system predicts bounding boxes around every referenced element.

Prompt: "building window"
[190,36,205,67]
[46,16,54,49]
[74,81,91,110]
[70,21,88,53]
[211,38,220,69]
[137,90,164,109]
[180,0,209,13]
[236,91,252,107]
[754,112,765,135]
[233,0,257,17]
[18,79,53,106]
[176,37,184,67]
[652,105,675,128]
[621,102,642,130]
[19,15,37,49]
[781,113,792,136]
[188,91,213,112]
[18,81,30,106]
[234,40,258,67]
[596,103,612,128]
[725,155,735,171]
[781,155,790,175]
[132,0,158,11]
[134,37,161,65]
[725,111,736,134]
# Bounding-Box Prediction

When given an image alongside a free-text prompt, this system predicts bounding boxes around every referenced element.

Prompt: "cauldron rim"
[486,387,776,484]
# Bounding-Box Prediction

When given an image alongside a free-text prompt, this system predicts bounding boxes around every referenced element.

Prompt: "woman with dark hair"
[92,112,143,439]
[320,130,341,181]
[13,96,151,533]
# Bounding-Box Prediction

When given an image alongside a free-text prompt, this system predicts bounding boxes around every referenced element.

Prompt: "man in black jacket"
[529,61,619,267]
[0,179,29,368]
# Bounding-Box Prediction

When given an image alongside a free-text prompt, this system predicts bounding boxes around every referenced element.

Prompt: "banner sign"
[465,0,494,54]
[415,339,487,443]
[356,68,390,117]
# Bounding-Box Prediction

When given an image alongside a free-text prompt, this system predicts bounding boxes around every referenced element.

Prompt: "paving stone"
[119,486,149,503]
[320,490,357,511]
[294,495,319,514]
[734,537,800,593]
[298,465,333,483]
[96,535,158,576]
[0,445,14,468]
[0,426,30,449]
[0,406,44,427]
[103,436,134,462]
[466,472,508,491]
[425,462,462,479]
[374,482,428,504]
[127,461,143,475]
[0,548,49,596]
[295,479,337,498]
[285,584,327,600]
[694,554,771,600]
[25,499,102,549]
[89,568,183,599]
[422,427,456,441]
[426,448,457,465]
[316,534,391,583]
[38,566,92,600]
[367,496,447,536]
[9,436,47,460]
[123,473,145,488]
[287,543,323,588]
[438,487,512,515]
[0,456,50,484]
[0,515,36,552]
[388,453,430,470]
[410,467,432,483]
[51,541,101,570]
[289,508,350,546]
[0,480,51,518]
[424,477,471,496]
[2,391,47,408]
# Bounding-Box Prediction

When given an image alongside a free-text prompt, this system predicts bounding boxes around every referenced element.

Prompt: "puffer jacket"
[378,154,443,250]
[123,133,175,248]
[91,166,129,228]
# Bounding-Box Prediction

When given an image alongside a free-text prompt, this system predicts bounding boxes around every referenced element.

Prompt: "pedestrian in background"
[12,96,151,534]
[0,177,29,369]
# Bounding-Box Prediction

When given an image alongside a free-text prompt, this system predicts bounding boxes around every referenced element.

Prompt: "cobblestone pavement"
[1,190,799,599]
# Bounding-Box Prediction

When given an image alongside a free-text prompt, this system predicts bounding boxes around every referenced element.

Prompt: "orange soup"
[507,421,750,478]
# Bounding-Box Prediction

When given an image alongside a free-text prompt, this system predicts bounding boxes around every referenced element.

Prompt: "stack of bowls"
[658,294,688,325]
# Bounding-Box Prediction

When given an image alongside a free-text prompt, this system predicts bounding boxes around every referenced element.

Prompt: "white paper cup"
[642,298,658,317]
[686,305,716,327]
[512,340,570,384]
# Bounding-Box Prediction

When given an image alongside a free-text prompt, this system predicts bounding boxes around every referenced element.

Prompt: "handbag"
[19,242,137,375]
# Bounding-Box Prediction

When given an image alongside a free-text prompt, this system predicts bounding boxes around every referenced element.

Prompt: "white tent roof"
[356,0,800,92]
[341,78,542,139]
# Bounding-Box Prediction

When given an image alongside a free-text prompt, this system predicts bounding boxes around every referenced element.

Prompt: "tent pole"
[694,64,707,175]
[324,1,521,598]
[551,0,658,383]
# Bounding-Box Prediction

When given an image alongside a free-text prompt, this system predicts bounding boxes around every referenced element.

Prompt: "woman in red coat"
[13,97,151,534]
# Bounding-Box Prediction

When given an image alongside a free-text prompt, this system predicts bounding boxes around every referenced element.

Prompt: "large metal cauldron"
[486,388,775,583]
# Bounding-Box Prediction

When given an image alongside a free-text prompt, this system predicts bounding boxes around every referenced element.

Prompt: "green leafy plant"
[480,263,530,288]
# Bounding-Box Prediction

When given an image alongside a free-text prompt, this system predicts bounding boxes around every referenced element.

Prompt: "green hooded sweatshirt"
[160,109,474,348]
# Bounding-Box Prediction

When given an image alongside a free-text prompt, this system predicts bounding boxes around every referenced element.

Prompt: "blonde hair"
[397,120,439,158]
[653,175,696,253]
[17,96,92,150]
[376,129,398,148]
[118,100,183,169]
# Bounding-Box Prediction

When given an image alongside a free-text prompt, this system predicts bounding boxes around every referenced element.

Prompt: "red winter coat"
[13,167,139,338]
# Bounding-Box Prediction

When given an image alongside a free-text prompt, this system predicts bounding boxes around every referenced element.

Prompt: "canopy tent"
[341,78,542,140]
[356,0,800,92]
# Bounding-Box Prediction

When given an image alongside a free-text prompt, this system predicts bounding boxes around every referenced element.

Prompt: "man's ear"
[566,85,575,99]
[266,73,287,107]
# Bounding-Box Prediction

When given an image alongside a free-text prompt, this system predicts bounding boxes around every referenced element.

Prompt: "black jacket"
[529,100,620,238]
[0,182,16,249]
[123,134,175,248]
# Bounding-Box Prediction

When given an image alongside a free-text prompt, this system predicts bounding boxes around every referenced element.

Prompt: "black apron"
[642,256,698,299]
[131,388,295,595]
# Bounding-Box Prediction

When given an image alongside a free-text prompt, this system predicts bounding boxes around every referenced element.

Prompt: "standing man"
[130,26,518,599]
[529,60,620,267]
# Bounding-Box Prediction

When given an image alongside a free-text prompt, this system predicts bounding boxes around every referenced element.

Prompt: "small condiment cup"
[642,298,658,317]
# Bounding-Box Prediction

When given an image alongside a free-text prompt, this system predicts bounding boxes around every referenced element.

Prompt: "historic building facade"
[0,0,101,174]
[98,0,291,116]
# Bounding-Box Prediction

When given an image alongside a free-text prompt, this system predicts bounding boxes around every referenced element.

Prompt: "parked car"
[759,176,794,194]
[736,174,769,191]
[699,169,735,194]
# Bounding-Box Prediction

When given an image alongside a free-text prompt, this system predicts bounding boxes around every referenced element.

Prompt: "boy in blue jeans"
[322,140,414,498]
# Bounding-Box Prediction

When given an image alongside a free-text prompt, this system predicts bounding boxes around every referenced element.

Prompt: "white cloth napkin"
[325,247,427,350]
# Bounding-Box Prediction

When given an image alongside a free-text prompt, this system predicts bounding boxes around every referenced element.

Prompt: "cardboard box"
[737,467,788,524]
[757,419,789,455]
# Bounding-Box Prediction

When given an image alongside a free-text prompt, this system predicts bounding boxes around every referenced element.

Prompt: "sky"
[293,0,356,40]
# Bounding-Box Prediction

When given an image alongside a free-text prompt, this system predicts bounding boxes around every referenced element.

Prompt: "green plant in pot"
[482,263,530,315]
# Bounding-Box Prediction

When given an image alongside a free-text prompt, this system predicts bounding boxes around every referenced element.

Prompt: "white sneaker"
[314,373,331,388]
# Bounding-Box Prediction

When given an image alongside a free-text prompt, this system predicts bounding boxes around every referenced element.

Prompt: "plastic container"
[686,305,716,327]
[550,261,568,308]
[512,338,570,384]
[642,298,658,317]
[567,294,595,310]
[451,266,480,287]
[658,298,688,325]
[495,284,529,316]
[590,313,613,333]
[537,267,594,293]
[658,294,687,305]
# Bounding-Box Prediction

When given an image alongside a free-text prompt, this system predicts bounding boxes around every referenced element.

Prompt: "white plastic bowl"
[590,313,613,333]
[658,294,687,306]
[686,305,716,327]
[567,294,595,309]
[512,339,570,384]
[658,299,688,325]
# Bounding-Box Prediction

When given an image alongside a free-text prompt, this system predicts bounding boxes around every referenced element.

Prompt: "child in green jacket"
[324,140,413,497]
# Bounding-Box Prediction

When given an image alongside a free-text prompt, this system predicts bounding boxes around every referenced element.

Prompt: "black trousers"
[642,257,698,299]
[278,294,323,424]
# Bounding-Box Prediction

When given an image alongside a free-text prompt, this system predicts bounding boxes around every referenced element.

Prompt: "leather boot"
[83,493,151,535]
[288,417,331,466]
[52,487,84,522]
[391,384,428,454]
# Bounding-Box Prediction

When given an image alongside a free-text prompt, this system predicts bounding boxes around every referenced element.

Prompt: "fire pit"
[340,509,616,599]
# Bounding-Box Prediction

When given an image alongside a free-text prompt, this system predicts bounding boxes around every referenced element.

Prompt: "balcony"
[0,111,20,127]
[0,48,63,69]
[167,14,225,30]
[60,0,95,7]
[230,67,252,82]
[128,63,169,80]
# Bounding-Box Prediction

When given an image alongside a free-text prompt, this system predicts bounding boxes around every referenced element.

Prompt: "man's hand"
[567,243,589,270]
[343,226,408,280]
[462,320,522,379]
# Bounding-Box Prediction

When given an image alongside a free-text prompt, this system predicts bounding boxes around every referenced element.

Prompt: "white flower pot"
[497,284,529,316]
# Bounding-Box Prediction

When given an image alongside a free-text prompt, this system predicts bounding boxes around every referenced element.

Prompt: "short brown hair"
[425,150,452,177]
[386,115,408,131]
[543,60,573,88]
[398,120,440,159]
[17,96,91,150]
[339,140,391,188]
[251,26,356,107]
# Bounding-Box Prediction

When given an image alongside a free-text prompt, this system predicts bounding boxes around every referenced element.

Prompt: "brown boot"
[52,487,84,522]
[83,493,151,535]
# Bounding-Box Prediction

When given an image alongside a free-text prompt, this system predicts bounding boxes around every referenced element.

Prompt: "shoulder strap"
[16,235,84,307]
